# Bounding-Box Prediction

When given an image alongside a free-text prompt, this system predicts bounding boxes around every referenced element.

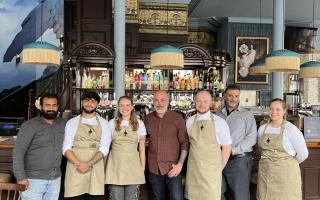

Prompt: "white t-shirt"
[63,115,112,156]
[258,122,309,163]
[109,119,147,141]
[186,111,232,146]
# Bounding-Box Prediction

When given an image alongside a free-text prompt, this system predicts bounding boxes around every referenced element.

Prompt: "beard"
[40,110,58,120]
[83,107,96,114]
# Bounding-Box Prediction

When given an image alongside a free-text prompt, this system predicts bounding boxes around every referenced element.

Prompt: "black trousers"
[69,194,104,200]
[221,155,253,200]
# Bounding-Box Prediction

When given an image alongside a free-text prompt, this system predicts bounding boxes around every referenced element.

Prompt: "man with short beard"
[185,90,232,200]
[217,84,257,200]
[13,93,66,200]
[63,91,111,200]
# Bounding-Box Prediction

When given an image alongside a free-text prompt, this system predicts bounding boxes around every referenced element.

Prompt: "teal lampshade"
[150,45,184,69]
[299,61,320,78]
[249,61,269,75]
[265,49,300,72]
[22,41,60,66]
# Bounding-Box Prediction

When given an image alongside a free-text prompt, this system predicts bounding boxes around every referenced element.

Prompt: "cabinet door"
[301,148,320,199]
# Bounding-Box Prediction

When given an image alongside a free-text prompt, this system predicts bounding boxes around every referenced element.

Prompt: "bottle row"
[73,67,226,92]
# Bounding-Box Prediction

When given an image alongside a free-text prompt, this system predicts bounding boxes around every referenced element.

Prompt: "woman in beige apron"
[105,96,146,200]
[185,114,222,200]
[257,98,308,200]
[64,116,105,198]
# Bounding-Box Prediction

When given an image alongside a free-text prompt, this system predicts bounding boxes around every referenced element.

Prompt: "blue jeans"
[149,172,183,200]
[21,177,61,200]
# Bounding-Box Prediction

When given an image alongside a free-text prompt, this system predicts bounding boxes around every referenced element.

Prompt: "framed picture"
[235,36,269,84]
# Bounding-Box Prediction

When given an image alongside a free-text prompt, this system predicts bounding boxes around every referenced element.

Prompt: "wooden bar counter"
[301,141,320,199]
[0,137,15,172]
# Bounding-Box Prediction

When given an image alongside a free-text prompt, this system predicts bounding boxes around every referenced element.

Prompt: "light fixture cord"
[259,0,262,61]
[166,0,169,45]
[312,0,315,60]
[282,0,285,49]
[40,0,43,42]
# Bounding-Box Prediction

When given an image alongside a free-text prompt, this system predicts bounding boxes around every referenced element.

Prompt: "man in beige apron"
[257,121,302,200]
[185,91,232,200]
[63,91,112,200]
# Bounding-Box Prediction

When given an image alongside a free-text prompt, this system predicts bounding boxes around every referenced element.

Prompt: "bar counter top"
[0,137,15,149]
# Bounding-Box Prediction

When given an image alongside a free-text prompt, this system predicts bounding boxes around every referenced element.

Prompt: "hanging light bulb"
[22,1,60,66]
[150,0,184,69]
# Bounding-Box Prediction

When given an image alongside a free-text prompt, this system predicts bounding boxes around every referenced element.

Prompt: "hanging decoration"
[150,0,184,69]
[22,1,60,66]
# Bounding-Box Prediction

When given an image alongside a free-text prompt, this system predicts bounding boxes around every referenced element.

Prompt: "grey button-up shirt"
[217,107,257,155]
[13,116,65,182]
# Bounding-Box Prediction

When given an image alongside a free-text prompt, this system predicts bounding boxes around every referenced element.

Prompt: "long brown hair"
[115,96,138,131]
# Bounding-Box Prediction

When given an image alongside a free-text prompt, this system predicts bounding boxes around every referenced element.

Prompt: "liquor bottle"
[129,72,134,90]
[175,75,180,90]
[199,73,203,89]
[185,74,191,90]
[159,71,164,90]
[134,71,139,90]
[190,73,195,90]
[104,70,110,89]
[138,72,143,90]
[86,73,93,89]
[153,72,159,90]
[82,72,87,88]
[75,69,81,88]
[147,73,152,90]
[205,72,210,89]
[125,71,130,89]
[180,76,185,90]
[172,73,176,89]
[194,70,199,89]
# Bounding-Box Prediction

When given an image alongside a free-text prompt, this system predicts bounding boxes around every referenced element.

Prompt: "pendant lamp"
[22,1,60,66]
[299,61,320,78]
[150,0,184,69]
[299,0,320,78]
[249,61,269,75]
[265,0,300,73]
[265,49,300,72]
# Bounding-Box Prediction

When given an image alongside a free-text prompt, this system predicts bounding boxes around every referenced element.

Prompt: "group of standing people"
[13,84,309,200]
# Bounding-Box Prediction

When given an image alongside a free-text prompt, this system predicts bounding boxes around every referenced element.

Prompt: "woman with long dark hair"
[105,96,146,200]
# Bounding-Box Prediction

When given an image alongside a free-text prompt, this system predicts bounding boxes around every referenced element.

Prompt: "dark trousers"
[149,172,184,200]
[221,156,253,200]
[69,194,104,200]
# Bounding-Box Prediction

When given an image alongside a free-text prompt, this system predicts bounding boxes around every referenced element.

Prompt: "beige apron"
[64,116,105,197]
[185,115,222,200]
[257,121,301,200]
[105,125,145,185]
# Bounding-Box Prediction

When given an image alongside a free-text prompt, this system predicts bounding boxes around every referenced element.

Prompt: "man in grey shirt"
[13,93,65,200]
[217,84,257,200]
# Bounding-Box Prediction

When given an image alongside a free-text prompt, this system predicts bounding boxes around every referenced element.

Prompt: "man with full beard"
[63,91,111,200]
[13,93,66,200]
[185,90,232,200]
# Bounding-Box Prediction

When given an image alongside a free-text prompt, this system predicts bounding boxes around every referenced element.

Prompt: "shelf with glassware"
[124,66,226,113]
[71,65,117,118]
